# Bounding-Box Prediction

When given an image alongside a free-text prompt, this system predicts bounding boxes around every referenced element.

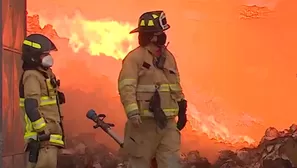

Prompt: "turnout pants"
[124,118,181,168]
[26,145,59,168]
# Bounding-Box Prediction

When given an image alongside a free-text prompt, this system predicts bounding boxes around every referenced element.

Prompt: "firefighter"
[19,34,66,168]
[118,10,188,168]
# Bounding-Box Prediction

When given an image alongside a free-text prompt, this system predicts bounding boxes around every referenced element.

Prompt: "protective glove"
[57,91,66,104]
[37,130,51,141]
[129,114,142,128]
[177,99,187,131]
[177,113,187,131]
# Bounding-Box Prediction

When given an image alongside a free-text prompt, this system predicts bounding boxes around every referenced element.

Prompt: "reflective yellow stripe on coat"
[118,78,139,115]
[19,96,57,107]
[20,96,56,131]
[136,84,181,92]
[124,103,138,113]
[49,134,64,145]
[118,79,137,90]
[24,130,38,141]
[136,84,180,117]
[24,132,64,146]
[31,117,46,130]
[143,109,178,117]
[20,96,64,146]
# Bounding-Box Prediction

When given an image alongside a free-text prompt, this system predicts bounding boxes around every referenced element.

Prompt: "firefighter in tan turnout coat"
[118,10,188,168]
[19,34,66,168]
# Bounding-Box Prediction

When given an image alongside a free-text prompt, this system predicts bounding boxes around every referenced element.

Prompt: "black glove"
[57,91,66,104]
[177,99,187,131]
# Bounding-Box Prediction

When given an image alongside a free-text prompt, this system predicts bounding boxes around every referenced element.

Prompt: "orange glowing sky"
[27,0,297,150]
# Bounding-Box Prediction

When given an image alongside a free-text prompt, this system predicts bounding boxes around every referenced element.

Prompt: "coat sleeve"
[23,71,46,132]
[172,55,185,101]
[118,53,139,118]
[23,72,41,101]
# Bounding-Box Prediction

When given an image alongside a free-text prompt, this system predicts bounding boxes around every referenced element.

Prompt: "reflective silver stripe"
[118,79,137,90]
[24,133,38,141]
[32,118,46,130]
[137,84,169,92]
[136,84,181,92]
[142,109,178,117]
[24,133,64,145]
[19,96,57,107]
[169,84,181,91]
[124,103,139,113]
[50,134,64,145]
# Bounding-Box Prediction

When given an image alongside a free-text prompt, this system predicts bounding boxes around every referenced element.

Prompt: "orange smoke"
[27,0,297,159]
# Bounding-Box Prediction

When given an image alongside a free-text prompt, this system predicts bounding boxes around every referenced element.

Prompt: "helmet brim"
[129,27,140,34]
[129,24,170,34]
[50,43,58,51]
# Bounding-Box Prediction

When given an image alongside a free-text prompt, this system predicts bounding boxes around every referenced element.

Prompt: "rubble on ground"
[57,133,122,168]
[58,124,297,168]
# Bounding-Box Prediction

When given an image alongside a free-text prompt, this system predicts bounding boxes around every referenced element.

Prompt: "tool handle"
[86,109,123,148]
[106,128,124,147]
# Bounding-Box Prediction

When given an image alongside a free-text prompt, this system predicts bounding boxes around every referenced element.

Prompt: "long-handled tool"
[86,109,124,147]
[86,109,158,168]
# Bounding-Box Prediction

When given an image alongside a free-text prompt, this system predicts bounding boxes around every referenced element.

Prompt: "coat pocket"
[136,92,153,114]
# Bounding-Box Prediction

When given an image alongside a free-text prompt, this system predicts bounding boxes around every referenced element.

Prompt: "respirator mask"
[41,54,54,68]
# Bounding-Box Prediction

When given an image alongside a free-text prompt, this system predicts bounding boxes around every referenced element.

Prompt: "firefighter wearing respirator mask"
[19,34,66,168]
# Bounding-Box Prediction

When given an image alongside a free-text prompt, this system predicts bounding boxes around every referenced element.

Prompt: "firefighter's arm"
[118,54,139,118]
[172,56,185,101]
[23,73,46,132]
[169,53,187,130]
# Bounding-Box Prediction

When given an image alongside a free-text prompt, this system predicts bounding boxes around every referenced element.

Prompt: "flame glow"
[36,11,136,60]
[27,11,257,147]
[27,0,297,152]
[187,103,256,145]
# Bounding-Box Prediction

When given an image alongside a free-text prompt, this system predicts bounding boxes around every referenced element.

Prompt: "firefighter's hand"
[129,114,142,128]
[177,99,188,131]
[57,91,66,104]
[177,113,187,131]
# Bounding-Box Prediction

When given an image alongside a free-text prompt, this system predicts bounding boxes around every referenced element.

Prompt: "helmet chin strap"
[158,42,170,50]
[165,42,170,48]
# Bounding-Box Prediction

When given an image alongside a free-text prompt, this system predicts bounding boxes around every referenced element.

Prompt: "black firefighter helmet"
[130,10,170,34]
[22,34,57,62]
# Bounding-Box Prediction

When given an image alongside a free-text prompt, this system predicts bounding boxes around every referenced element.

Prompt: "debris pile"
[57,124,297,168]
[58,133,123,168]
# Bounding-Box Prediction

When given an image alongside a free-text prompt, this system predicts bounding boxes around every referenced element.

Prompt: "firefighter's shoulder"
[164,48,177,65]
[22,70,43,83]
[122,46,145,64]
